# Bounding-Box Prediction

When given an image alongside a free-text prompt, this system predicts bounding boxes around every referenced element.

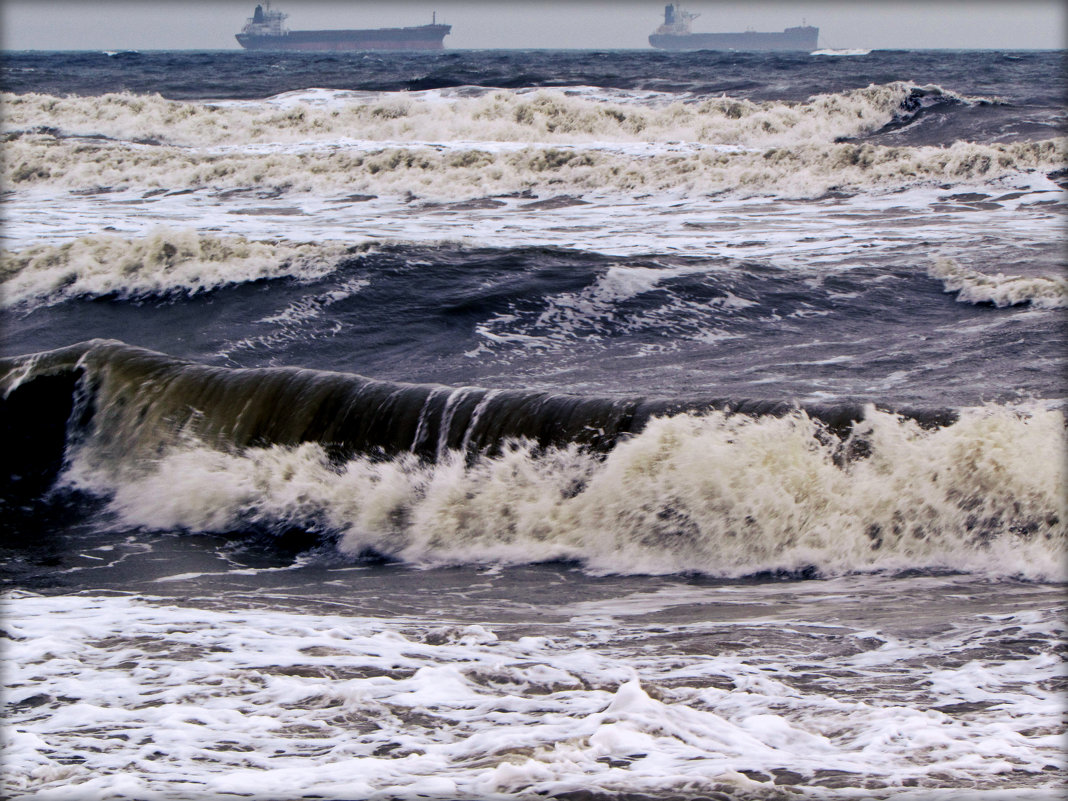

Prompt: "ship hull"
[650,27,818,51]
[236,25,451,52]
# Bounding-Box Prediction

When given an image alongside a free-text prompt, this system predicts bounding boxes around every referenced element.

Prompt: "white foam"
[524,264,677,340]
[812,48,874,56]
[473,261,760,352]
[3,80,1062,306]
[4,587,1063,799]
[3,174,1061,316]
[5,131,1061,201]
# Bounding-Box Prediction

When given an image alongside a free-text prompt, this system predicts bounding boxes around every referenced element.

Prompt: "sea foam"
[5,82,1059,201]
[5,590,1063,800]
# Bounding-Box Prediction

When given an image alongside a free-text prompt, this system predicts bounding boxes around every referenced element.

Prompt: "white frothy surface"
[930,257,1068,309]
[4,577,1063,801]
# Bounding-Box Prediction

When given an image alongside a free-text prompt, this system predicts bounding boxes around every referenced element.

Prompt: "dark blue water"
[3,244,1064,407]
[2,48,1063,104]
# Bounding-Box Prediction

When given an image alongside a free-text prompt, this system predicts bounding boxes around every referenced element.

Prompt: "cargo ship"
[649,4,818,51]
[235,3,451,52]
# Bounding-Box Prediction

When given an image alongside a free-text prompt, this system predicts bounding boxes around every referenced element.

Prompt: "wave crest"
[0,81,995,149]
[0,228,348,307]
[2,341,1060,581]
[930,257,1068,309]
[5,135,1061,199]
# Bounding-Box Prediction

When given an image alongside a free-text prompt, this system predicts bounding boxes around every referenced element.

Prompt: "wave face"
[4,239,1064,411]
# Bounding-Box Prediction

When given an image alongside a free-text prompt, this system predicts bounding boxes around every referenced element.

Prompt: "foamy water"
[2,84,1063,204]
[2,82,1063,318]
[4,578,1064,801]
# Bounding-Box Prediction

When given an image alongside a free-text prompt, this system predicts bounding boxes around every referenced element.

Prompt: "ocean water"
[1,48,1065,800]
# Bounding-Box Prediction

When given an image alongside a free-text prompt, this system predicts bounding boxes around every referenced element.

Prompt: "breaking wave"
[2,341,1062,581]
[4,81,1053,200]
[0,82,993,149]
[930,257,1068,309]
[84,407,1063,581]
[4,134,1061,200]
[811,49,873,57]
[0,228,350,308]
[861,83,991,139]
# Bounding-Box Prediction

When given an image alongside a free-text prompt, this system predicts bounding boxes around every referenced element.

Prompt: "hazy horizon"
[1,1,1065,52]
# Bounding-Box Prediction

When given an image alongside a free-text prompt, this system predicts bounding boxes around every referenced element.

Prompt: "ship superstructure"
[240,2,289,39]
[649,4,818,51]
[236,3,451,52]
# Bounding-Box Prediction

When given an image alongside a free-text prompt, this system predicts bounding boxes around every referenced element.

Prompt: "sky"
[1,0,1064,51]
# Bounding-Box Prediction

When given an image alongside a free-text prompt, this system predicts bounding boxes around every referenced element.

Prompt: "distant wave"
[0,82,1000,150]
[0,228,350,308]
[4,82,1059,200]
[930,257,1068,309]
[4,132,1061,200]
[812,49,873,57]
[3,340,1062,581]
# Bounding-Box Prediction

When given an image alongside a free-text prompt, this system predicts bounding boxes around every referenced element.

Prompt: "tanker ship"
[649,4,818,51]
[236,3,451,52]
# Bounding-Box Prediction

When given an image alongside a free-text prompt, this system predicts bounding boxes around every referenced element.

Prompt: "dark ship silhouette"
[236,3,451,52]
[649,4,818,51]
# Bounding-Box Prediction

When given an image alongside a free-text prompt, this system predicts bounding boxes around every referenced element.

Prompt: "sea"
[1,47,1065,800]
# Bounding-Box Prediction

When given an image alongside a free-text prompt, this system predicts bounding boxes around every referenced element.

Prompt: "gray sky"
[1,1,1064,51]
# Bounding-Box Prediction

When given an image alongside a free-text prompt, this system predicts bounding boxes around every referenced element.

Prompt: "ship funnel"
[665,4,675,25]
